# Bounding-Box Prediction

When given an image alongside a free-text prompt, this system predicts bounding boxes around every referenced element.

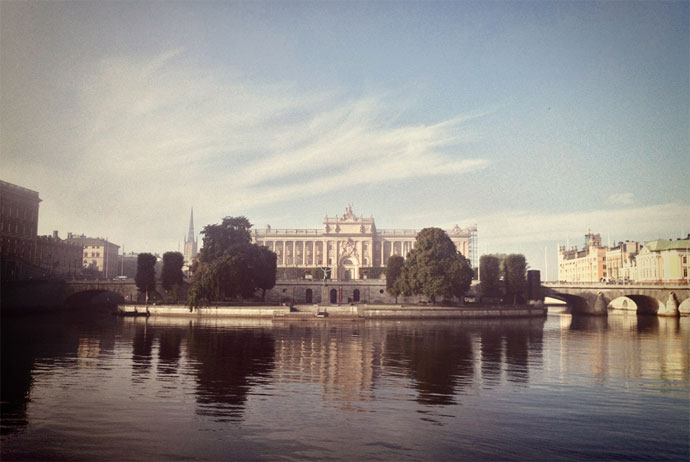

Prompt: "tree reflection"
[157,328,183,376]
[186,328,275,421]
[132,323,154,379]
[384,326,474,405]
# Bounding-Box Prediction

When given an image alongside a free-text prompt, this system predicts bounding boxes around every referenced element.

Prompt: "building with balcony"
[252,205,477,281]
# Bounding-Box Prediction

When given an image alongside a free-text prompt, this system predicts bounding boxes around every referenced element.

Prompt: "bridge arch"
[608,295,663,315]
[546,293,591,314]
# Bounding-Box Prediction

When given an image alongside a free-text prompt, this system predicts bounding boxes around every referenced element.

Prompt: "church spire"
[184,207,198,267]
[187,208,195,243]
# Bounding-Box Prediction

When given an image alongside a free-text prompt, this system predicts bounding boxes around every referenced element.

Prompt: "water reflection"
[384,325,474,405]
[2,312,689,449]
[186,327,275,421]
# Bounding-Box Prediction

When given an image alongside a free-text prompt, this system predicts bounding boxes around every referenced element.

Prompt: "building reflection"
[271,324,383,410]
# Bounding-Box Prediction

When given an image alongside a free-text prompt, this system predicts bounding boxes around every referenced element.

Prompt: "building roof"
[643,239,690,252]
[65,236,120,249]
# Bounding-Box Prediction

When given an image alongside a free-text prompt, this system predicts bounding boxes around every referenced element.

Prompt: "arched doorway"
[305,288,313,304]
[330,289,337,304]
[353,289,360,302]
[339,257,359,281]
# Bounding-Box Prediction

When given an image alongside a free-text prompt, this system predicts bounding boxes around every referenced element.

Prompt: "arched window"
[353,289,360,302]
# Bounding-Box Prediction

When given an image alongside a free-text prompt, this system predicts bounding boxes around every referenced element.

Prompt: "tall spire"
[187,208,195,242]
[184,207,198,267]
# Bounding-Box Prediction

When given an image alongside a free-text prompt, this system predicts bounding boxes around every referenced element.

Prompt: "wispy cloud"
[606,192,634,205]
[21,51,488,251]
[464,202,689,250]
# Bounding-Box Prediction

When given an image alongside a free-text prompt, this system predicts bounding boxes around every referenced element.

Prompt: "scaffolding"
[469,225,478,269]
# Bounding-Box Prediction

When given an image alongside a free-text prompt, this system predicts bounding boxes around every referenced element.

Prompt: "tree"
[448,253,473,301]
[479,255,501,294]
[386,255,405,303]
[253,245,277,301]
[399,227,473,304]
[135,253,157,302]
[198,216,252,263]
[161,251,185,290]
[504,254,527,304]
[189,216,278,307]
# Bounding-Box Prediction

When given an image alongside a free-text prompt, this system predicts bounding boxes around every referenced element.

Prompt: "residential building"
[636,237,690,284]
[0,180,41,280]
[605,241,641,281]
[65,234,120,278]
[252,205,477,281]
[558,229,608,283]
[36,231,83,279]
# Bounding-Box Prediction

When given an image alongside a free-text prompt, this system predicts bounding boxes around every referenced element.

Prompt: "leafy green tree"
[189,216,277,307]
[161,251,185,290]
[399,227,473,304]
[479,255,501,294]
[198,216,252,263]
[386,255,405,303]
[448,253,473,301]
[135,253,157,302]
[504,254,527,304]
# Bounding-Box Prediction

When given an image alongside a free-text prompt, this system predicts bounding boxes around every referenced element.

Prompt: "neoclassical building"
[252,205,477,281]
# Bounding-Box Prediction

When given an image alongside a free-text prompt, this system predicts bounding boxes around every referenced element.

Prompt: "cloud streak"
[466,202,689,250]
[14,51,488,251]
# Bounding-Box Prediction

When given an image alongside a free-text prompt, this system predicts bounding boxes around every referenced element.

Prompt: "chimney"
[67,232,73,239]
[52,230,59,239]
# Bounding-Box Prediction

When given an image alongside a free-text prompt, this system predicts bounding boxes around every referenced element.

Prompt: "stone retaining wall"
[118,303,546,319]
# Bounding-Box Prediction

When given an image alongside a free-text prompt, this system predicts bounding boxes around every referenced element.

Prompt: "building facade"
[636,238,690,284]
[36,231,83,279]
[605,241,641,281]
[65,234,120,278]
[252,205,477,281]
[0,180,41,280]
[558,229,607,283]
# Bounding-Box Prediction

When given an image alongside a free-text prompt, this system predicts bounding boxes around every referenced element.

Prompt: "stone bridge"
[1,280,172,312]
[542,283,690,316]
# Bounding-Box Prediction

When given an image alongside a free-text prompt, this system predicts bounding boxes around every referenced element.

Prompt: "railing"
[255,229,321,235]
[377,229,418,236]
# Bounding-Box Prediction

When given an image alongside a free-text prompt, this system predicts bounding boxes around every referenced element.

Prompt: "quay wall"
[118,303,547,319]
[119,304,291,317]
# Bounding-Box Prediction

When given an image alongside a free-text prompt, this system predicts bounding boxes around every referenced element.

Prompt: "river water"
[2,310,688,461]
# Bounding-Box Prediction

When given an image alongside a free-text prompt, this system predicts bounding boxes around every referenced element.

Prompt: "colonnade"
[257,238,416,271]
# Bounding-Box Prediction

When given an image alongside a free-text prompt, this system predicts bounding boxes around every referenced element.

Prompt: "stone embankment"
[117,302,547,319]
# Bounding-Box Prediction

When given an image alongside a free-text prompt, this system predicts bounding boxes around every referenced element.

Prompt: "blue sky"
[2,1,688,279]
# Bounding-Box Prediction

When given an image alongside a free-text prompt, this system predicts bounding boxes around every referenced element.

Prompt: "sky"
[1,1,688,280]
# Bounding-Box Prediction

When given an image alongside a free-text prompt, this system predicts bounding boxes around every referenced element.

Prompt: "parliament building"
[252,205,477,281]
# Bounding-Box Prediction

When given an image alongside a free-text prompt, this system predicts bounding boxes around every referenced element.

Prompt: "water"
[2,310,688,460]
